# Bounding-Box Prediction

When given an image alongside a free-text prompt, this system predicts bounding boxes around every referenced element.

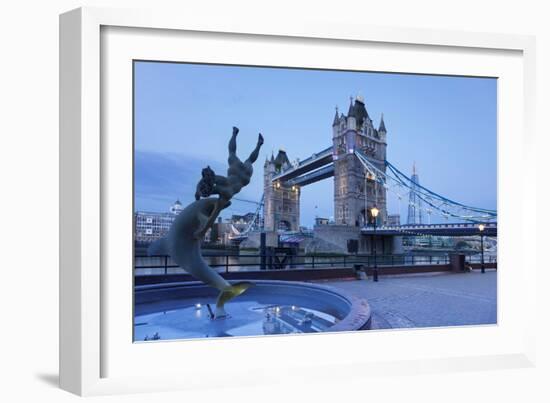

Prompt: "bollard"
[354,264,367,280]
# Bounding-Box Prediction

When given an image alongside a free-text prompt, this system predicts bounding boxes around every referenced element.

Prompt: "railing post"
[164,255,168,275]
[225,255,229,273]
[260,232,266,271]
[312,255,315,268]
[343,255,346,267]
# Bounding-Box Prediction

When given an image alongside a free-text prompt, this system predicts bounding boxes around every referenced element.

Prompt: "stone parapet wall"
[313,224,361,251]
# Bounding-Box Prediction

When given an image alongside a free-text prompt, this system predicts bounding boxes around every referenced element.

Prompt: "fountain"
[139,127,372,341]
[135,281,371,340]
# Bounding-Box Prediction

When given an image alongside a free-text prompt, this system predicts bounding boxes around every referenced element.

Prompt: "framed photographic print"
[60,7,536,396]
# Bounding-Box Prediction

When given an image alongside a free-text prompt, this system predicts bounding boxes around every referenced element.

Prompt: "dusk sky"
[134,61,496,227]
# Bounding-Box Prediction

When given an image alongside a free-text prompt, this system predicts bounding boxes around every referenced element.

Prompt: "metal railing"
[133,252,496,276]
[465,254,497,265]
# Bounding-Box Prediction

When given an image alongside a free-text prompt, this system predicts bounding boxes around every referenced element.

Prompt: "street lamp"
[371,206,380,282]
[364,173,367,227]
[478,223,485,274]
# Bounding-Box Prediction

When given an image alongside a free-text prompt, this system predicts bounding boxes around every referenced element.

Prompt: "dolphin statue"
[149,197,252,318]
[147,127,263,318]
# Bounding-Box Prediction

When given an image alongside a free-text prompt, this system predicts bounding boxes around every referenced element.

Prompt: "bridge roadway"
[271,146,333,183]
[361,222,497,237]
[287,164,334,187]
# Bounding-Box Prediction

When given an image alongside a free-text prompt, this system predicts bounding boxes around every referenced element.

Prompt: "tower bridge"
[254,95,496,253]
[264,96,389,234]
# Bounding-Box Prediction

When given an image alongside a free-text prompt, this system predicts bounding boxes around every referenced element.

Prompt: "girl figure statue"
[193,126,263,237]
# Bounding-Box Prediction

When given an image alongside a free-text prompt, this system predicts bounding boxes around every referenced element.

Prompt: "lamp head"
[478,223,485,232]
[371,206,380,218]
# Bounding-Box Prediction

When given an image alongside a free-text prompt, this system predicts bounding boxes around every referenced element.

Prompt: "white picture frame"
[59,6,537,396]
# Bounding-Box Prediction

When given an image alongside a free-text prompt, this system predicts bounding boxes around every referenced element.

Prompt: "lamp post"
[478,223,485,274]
[364,173,368,227]
[371,206,380,282]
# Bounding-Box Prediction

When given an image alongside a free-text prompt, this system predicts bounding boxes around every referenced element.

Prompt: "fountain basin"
[134,280,372,341]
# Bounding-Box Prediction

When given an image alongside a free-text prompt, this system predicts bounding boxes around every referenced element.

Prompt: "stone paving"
[316,270,497,330]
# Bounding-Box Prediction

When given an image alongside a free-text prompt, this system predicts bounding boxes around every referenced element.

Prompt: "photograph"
[132,61,497,342]
[3,0,545,399]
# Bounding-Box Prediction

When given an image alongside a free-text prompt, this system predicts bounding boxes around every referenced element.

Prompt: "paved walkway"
[316,270,497,329]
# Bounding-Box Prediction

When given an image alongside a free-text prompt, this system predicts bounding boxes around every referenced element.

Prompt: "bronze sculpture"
[151,127,263,318]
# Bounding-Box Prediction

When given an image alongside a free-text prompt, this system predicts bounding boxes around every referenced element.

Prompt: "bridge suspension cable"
[227,194,264,239]
[232,197,264,206]
[354,149,496,223]
[385,161,497,216]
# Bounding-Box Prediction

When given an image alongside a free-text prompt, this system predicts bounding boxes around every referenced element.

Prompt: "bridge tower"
[263,150,301,232]
[332,96,388,227]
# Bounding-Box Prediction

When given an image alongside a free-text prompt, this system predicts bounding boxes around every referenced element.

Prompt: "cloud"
[134,150,226,212]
